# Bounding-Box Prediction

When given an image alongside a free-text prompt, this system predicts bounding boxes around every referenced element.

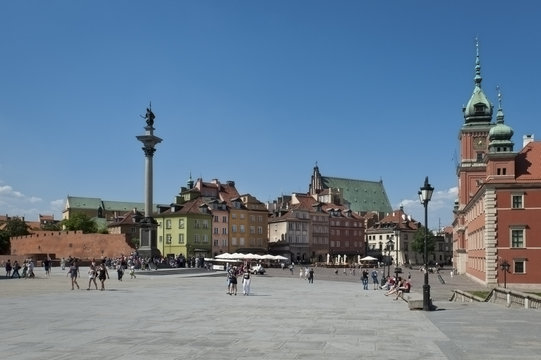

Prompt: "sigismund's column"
[136,104,162,258]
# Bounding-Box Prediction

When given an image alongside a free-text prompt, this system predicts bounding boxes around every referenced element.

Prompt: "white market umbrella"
[360,256,378,261]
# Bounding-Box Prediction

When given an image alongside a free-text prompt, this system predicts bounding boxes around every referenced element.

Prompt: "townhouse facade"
[268,192,364,264]
[155,190,213,259]
[154,177,268,259]
[365,206,421,266]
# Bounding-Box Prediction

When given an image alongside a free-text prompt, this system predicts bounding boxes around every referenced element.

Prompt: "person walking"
[98,261,110,291]
[228,266,238,295]
[308,268,314,284]
[21,261,28,278]
[68,261,80,290]
[11,260,21,278]
[242,269,251,296]
[27,259,35,279]
[361,269,369,290]
[43,257,51,277]
[129,266,136,279]
[371,268,379,290]
[87,263,98,290]
[116,263,124,281]
[5,259,12,278]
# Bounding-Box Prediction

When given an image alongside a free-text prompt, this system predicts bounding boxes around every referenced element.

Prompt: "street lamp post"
[500,260,510,288]
[419,176,434,311]
[394,230,399,266]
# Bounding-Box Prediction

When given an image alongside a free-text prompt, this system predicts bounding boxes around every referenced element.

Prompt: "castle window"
[510,228,525,248]
[512,194,524,209]
[474,104,485,113]
[165,219,171,229]
[514,260,525,274]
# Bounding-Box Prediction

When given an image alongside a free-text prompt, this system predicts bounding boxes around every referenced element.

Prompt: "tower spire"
[496,85,504,124]
[474,37,482,87]
[463,37,493,124]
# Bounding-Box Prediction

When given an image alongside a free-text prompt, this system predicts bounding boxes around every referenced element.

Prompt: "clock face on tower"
[473,136,486,150]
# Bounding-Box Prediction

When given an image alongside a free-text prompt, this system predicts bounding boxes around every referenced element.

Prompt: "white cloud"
[51,199,65,214]
[396,186,457,229]
[0,183,59,221]
[0,185,25,198]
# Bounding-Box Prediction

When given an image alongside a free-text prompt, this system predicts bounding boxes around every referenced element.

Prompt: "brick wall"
[7,231,135,261]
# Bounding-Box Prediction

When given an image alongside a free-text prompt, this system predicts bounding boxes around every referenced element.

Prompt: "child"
[129,266,136,279]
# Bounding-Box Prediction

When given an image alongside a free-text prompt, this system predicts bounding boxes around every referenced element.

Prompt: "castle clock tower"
[457,41,494,208]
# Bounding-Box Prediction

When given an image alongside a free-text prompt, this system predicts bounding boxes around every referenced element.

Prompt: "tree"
[41,222,62,231]
[0,231,10,254]
[0,217,31,254]
[411,226,435,263]
[61,213,98,233]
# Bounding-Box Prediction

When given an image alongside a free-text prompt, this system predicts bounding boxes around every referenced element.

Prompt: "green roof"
[66,196,149,213]
[321,177,391,214]
[66,197,103,210]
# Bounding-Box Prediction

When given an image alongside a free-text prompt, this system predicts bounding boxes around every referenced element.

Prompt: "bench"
[405,292,425,310]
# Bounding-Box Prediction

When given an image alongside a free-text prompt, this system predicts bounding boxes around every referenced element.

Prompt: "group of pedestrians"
[3,258,35,279]
[299,266,315,283]
[67,258,110,291]
[226,265,252,296]
[359,267,412,300]
[383,276,412,300]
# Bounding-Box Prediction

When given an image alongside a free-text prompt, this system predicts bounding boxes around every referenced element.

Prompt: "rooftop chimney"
[523,134,534,148]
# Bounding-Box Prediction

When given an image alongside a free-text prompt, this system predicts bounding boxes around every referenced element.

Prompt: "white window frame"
[510,227,525,248]
[511,193,524,209]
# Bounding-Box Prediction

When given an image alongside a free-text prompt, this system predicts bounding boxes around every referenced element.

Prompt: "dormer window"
[474,104,485,113]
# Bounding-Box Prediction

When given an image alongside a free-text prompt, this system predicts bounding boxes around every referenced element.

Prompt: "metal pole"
[395,231,399,266]
[423,201,431,311]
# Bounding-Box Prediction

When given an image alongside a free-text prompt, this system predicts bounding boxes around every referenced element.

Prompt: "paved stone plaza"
[1,266,540,359]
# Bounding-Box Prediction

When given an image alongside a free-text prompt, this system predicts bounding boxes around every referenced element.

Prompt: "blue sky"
[1,1,541,230]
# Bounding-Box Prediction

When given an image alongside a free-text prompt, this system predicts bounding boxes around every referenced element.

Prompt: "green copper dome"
[488,88,514,153]
[463,41,493,124]
[489,108,513,141]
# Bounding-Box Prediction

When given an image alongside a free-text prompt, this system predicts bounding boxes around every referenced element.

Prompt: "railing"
[450,288,541,310]
[449,289,485,303]
[489,288,541,309]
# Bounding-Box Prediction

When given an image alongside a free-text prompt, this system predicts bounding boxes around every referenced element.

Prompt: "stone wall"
[6,230,135,261]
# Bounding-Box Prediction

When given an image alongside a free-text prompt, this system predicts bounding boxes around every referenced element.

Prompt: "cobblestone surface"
[1,265,539,359]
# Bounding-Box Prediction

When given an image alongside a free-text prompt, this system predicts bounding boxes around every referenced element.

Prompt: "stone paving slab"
[1,266,540,359]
